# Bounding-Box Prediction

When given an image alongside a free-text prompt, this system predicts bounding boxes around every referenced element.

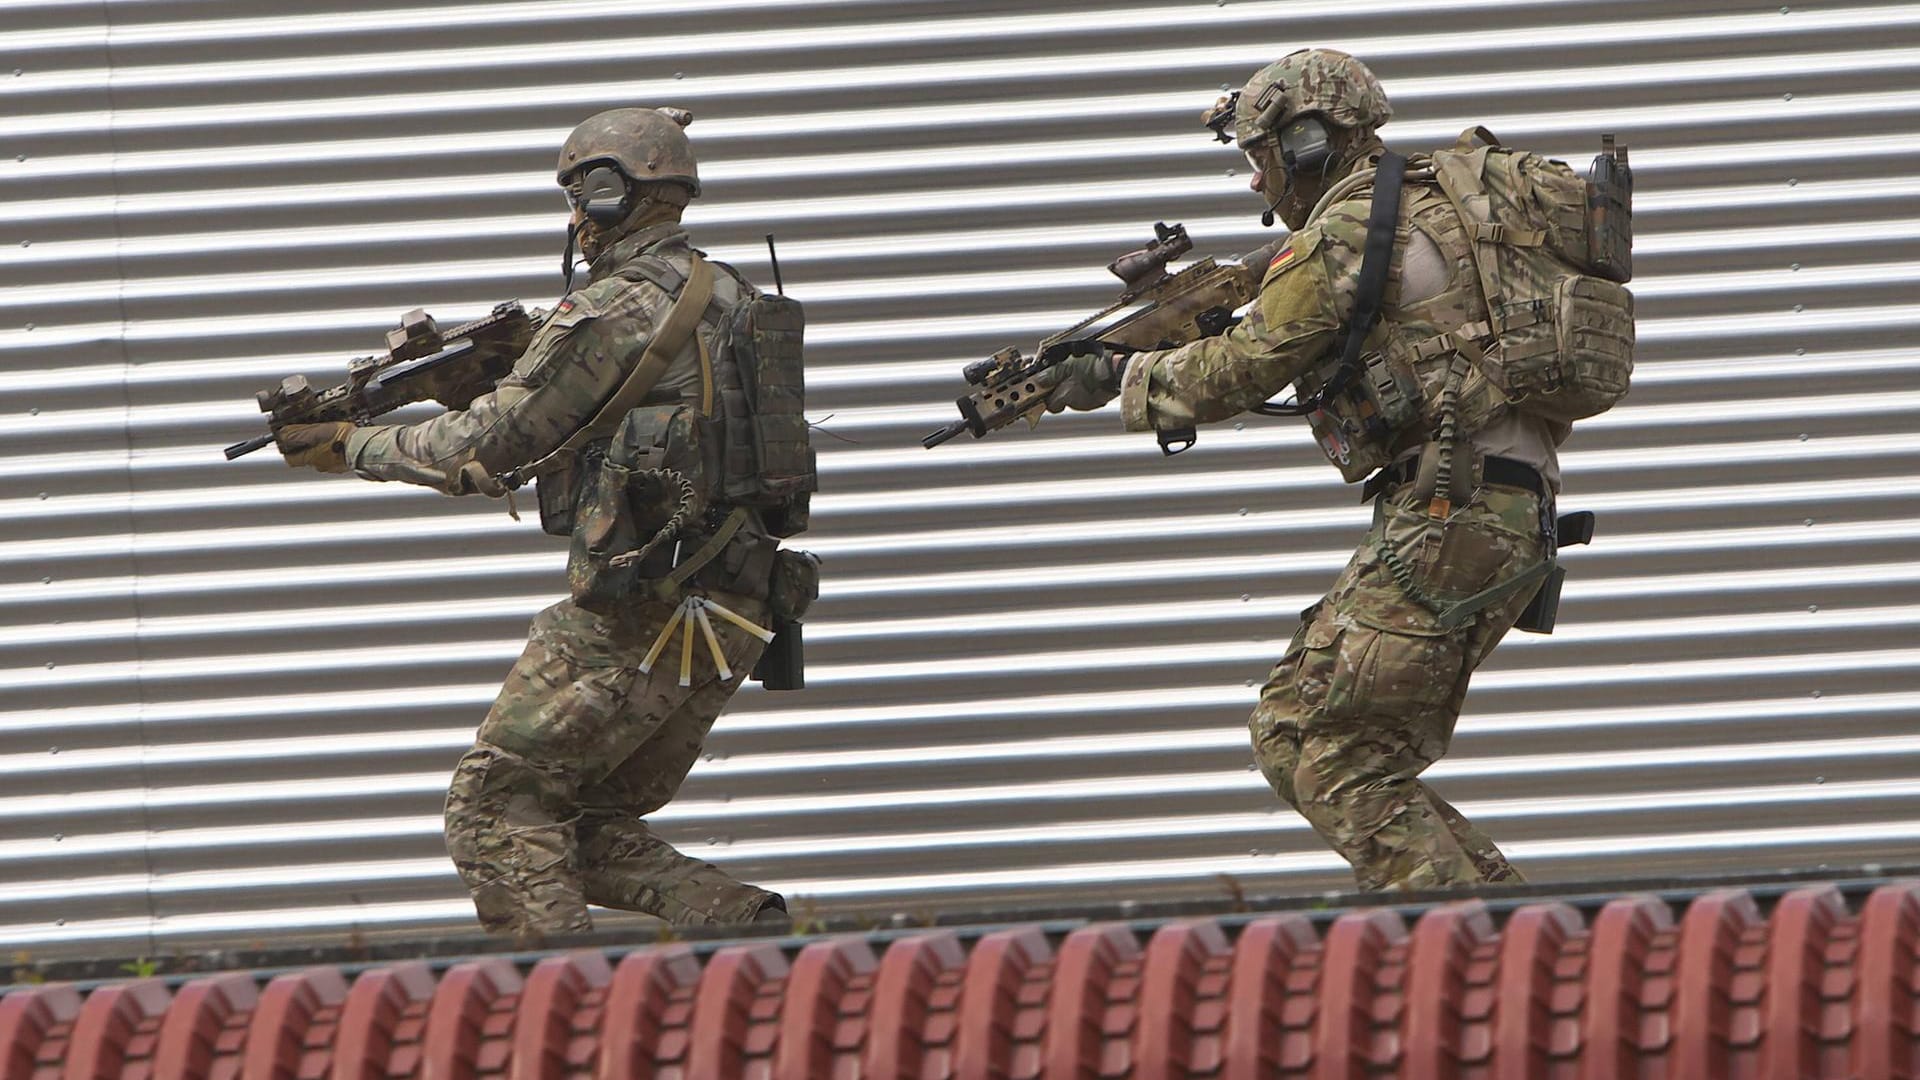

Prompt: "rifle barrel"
[224,434,275,460]
[921,420,969,449]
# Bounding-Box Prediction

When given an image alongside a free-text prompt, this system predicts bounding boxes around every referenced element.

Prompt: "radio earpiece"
[1278,115,1334,176]
[575,164,632,228]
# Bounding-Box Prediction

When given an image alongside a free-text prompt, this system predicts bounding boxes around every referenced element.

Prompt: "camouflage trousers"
[1250,479,1546,892]
[444,592,775,938]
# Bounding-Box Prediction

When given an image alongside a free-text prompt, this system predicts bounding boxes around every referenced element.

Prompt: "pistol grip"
[1157,426,1197,455]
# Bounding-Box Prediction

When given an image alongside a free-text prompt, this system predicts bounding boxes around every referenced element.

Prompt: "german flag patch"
[555,299,576,315]
[1268,243,1296,272]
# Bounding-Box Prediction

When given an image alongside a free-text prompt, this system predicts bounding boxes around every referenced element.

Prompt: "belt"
[1363,452,1545,502]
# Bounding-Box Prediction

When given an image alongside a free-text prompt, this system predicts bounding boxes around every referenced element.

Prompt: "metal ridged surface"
[7,883,1920,1077]
[3,0,1918,956]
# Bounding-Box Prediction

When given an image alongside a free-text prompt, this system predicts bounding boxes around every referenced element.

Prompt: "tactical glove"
[1044,343,1126,413]
[276,421,357,473]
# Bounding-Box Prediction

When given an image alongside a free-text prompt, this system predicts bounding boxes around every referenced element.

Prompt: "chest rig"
[528,248,820,684]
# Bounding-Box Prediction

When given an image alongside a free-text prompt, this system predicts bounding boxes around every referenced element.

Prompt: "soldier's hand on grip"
[1043,343,1126,413]
[277,421,357,473]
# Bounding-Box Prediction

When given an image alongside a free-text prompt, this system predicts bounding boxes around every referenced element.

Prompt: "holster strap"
[1435,557,1555,630]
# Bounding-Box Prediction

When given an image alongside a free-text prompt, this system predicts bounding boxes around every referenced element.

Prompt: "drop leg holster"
[1368,447,1596,633]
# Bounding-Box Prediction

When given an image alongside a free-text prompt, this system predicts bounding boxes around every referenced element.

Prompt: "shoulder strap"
[1258,151,1408,419]
[535,253,716,469]
[1344,150,1407,373]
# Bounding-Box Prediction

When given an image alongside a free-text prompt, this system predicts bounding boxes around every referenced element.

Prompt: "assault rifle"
[922,222,1285,454]
[223,301,540,460]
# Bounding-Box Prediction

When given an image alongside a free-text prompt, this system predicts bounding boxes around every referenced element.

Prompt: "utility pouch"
[610,404,707,544]
[566,406,705,611]
[1496,276,1633,424]
[1357,350,1425,437]
[766,547,821,622]
[1303,398,1394,484]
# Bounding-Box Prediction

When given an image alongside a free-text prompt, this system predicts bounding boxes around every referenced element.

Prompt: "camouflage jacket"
[345,222,753,486]
[1117,155,1565,488]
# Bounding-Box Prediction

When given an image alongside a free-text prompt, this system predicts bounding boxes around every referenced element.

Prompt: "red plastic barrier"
[9,884,1920,1079]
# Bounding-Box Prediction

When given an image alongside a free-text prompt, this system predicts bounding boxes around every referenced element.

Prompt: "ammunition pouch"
[1299,358,1406,484]
[766,547,821,623]
[535,457,581,538]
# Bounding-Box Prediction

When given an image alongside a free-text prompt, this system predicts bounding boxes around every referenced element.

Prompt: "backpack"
[1427,130,1636,424]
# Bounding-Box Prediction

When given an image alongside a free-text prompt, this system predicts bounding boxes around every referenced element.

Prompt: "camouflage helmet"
[1216,49,1391,148]
[556,107,700,197]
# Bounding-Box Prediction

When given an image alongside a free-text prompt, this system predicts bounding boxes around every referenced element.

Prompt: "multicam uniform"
[345,222,789,932]
[1117,160,1563,891]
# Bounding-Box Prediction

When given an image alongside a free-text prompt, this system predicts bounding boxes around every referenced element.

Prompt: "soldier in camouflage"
[278,108,793,937]
[1048,49,1628,892]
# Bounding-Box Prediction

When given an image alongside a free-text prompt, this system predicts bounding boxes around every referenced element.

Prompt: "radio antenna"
[765,234,786,295]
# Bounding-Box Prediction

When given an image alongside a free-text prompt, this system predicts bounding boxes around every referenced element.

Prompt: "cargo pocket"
[1311,620,1463,722]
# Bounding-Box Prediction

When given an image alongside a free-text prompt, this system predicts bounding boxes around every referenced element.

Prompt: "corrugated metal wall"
[3,0,1917,960]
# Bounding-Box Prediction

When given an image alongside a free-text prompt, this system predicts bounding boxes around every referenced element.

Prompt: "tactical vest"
[1295,132,1636,482]
[532,249,818,613]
